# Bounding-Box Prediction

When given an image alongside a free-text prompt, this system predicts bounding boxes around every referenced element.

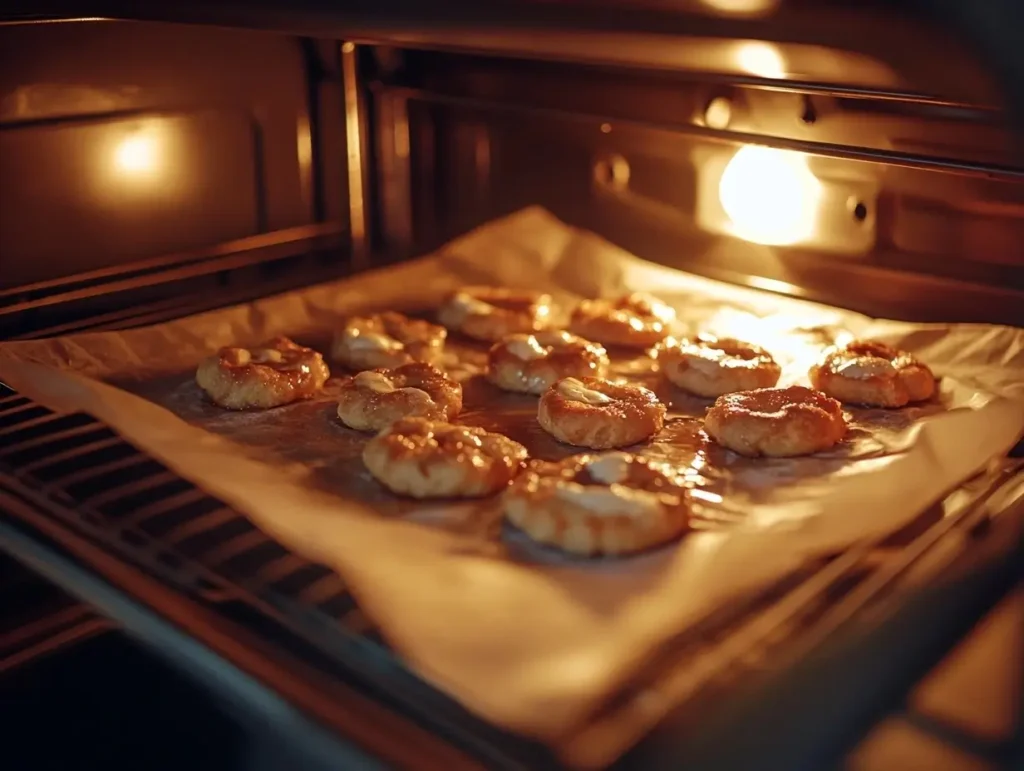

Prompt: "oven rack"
[0,230,532,768]
[382,84,1024,182]
[2,367,1022,770]
[0,384,552,771]
[0,553,111,673]
[0,227,356,683]
[0,223,350,341]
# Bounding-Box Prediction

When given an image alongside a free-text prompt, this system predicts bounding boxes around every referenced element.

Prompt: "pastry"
[661,336,781,397]
[809,340,936,408]
[332,311,446,371]
[486,330,609,395]
[569,292,674,348]
[196,336,329,410]
[503,452,690,556]
[538,376,666,449]
[336,362,462,432]
[437,286,552,342]
[363,417,528,498]
[704,385,847,457]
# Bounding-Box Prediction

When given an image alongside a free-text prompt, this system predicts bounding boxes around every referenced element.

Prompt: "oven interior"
[1,10,1022,770]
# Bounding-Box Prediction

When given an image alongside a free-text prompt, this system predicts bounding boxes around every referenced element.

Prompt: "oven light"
[717,146,822,246]
[702,0,780,17]
[113,133,160,176]
[734,42,786,79]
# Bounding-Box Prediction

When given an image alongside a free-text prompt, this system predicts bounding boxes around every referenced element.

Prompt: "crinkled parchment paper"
[2,208,1023,767]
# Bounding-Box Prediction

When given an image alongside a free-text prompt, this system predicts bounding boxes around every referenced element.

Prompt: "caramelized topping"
[556,377,614,405]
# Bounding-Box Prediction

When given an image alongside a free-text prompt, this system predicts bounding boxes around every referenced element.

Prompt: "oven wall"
[366,48,1024,325]
[2,22,1021,327]
[0,21,347,289]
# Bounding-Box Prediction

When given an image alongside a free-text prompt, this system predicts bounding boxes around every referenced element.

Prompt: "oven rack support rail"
[0,224,349,341]
[0,554,112,673]
[1,377,1022,770]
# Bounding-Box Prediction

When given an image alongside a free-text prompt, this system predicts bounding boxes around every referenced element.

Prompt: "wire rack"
[0,553,110,673]
[0,385,365,625]
[0,381,561,770]
[3,373,1021,770]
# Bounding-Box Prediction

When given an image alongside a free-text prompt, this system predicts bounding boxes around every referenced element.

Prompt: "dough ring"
[437,286,552,342]
[336,362,463,432]
[538,376,666,449]
[662,336,782,397]
[363,417,528,499]
[196,336,330,410]
[503,452,691,556]
[704,385,847,457]
[569,292,675,348]
[331,311,447,371]
[486,331,609,395]
[809,340,937,408]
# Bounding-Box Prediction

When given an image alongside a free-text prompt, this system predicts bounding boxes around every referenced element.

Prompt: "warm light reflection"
[735,42,786,79]
[296,117,313,170]
[702,0,780,16]
[113,133,160,176]
[833,330,856,349]
[718,146,822,246]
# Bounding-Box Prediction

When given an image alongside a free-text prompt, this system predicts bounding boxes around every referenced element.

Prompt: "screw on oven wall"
[593,155,630,190]
[847,196,869,222]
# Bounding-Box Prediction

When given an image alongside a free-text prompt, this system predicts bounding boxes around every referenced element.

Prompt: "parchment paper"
[2,207,1023,768]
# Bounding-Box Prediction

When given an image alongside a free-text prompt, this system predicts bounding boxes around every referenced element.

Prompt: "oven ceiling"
[1,0,1013,114]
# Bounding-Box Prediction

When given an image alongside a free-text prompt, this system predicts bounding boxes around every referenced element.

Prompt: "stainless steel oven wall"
[366,48,1024,326]
[0,20,348,290]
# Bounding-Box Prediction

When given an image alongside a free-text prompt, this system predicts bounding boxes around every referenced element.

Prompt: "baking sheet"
[2,207,1023,767]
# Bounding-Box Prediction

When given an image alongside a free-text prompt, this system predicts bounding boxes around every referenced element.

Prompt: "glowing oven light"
[702,0,780,17]
[718,146,822,246]
[113,133,160,176]
[735,42,786,79]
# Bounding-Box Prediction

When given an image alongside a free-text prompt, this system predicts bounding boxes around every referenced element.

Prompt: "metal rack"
[0,387,362,624]
[0,224,349,340]
[847,587,1024,771]
[377,85,1024,182]
[0,554,110,673]
[2,361,1022,770]
[0,380,553,770]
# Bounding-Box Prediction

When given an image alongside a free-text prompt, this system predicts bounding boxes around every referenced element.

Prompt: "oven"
[1,2,1022,770]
